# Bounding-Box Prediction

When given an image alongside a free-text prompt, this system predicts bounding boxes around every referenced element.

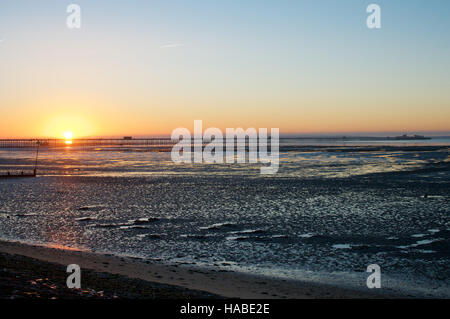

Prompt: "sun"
[63,131,73,139]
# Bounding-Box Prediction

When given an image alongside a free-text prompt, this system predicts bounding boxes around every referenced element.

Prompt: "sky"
[0,0,449,138]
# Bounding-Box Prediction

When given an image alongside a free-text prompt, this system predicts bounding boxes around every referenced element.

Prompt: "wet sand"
[0,240,404,299]
[0,252,218,299]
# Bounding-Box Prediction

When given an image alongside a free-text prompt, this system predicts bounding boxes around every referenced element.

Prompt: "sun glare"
[63,131,73,139]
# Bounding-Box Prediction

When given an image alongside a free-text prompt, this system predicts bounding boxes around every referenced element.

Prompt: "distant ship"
[389,134,431,140]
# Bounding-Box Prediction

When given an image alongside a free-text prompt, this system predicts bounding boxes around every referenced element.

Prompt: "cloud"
[159,42,184,49]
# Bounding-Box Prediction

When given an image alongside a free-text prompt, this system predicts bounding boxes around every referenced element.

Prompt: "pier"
[0,138,176,149]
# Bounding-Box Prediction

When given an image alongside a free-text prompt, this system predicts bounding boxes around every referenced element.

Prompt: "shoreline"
[0,239,406,299]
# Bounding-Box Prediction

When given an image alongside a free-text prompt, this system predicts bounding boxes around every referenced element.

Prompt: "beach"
[1,239,399,299]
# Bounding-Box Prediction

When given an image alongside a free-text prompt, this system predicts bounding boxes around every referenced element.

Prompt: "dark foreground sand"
[0,252,218,299]
[0,240,403,299]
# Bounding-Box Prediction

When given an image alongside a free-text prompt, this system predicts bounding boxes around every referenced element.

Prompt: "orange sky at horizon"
[1,88,449,138]
[1,96,449,139]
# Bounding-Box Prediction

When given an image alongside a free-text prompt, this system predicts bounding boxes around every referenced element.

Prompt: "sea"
[0,137,449,297]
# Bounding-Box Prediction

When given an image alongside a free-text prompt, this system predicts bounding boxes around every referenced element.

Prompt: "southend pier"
[0,138,176,148]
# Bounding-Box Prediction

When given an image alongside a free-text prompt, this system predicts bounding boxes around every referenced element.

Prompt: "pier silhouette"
[0,138,175,149]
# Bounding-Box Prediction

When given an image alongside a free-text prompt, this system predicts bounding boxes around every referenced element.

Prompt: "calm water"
[0,140,449,297]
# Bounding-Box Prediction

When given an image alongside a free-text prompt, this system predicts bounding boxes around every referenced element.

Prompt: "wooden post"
[34,140,40,176]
